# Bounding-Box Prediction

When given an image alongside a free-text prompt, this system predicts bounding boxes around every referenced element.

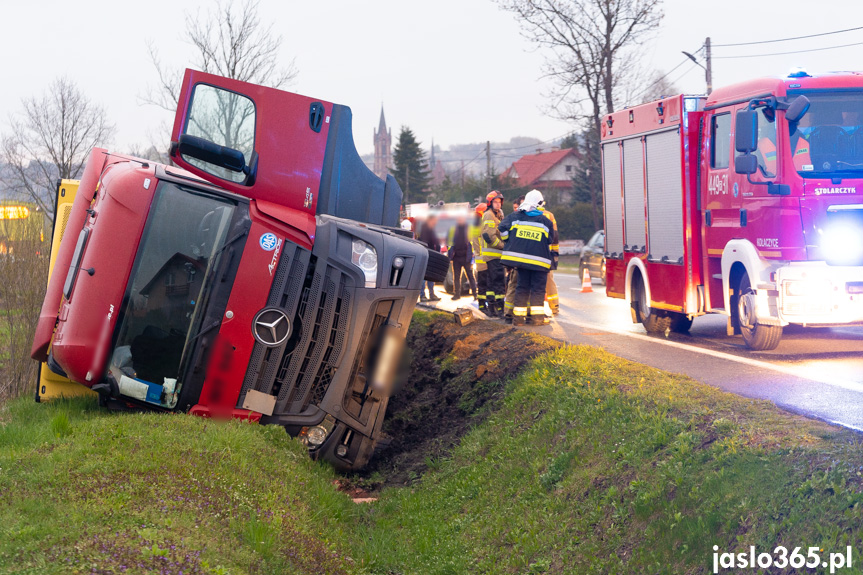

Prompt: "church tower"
[373,106,392,181]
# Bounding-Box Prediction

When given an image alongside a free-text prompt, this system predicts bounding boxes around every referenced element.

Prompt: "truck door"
[701,108,737,310]
[169,69,334,240]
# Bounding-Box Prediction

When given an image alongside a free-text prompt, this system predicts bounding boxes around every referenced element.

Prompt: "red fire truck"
[601,71,863,350]
[31,70,448,470]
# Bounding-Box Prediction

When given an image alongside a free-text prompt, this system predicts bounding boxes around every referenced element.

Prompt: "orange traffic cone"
[580,267,593,293]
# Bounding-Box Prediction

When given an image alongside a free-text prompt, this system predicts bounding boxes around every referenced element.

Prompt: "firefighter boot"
[512,315,527,326]
[529,315,549,327]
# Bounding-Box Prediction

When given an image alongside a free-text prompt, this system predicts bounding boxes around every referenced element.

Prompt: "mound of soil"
[357,313,558,488]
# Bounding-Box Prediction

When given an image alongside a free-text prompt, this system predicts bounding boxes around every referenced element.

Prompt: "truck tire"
[632,275,671,334]
[668,312,692,333]
[424,250,450,283]
[736,274,782,351]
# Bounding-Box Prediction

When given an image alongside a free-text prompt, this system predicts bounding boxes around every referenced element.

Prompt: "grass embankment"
[0,398,358,575]
[3,312,863,574]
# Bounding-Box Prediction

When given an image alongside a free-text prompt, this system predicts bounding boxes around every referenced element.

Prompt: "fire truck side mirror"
[735,109,758,154]
[735,154,758,175]
[785,95,811,123]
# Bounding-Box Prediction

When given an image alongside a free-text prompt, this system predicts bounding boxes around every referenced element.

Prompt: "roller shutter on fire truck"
[645,129,684,263]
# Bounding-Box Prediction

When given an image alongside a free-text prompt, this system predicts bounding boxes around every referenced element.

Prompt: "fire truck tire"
[632,275,671,334]
[736,275,783,351]
[424,250,450,283]
[668,312,693,333]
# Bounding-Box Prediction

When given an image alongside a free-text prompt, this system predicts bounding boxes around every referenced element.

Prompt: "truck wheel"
[424,250,450,283]
[668,312,692,333]
[736,274,782,351]
[633,275,671,334]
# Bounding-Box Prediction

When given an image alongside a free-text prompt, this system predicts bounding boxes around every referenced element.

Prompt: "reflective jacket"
[470,223,486,271]
[539,207,560,258]
[498,209,557,271]
[479,208,504,261]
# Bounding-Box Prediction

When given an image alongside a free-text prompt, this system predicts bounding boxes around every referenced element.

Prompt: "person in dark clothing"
[498,190,557,326]
[447,214,477,301]
[418,214,442,301]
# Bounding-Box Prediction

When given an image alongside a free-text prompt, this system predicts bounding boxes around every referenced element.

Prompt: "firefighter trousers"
[504,268,518,317]
[506,269,557,316]
[546,271,559,314]
[485,258,506,303]
[513,269,548,319]
[476,268,489,304]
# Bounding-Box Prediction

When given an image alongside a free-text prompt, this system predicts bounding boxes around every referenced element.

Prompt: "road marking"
[556,317,863,395]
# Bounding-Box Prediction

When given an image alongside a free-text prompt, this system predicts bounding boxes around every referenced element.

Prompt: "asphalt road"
[423,273,863,430]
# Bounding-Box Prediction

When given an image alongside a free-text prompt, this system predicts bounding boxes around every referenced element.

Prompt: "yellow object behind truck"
[36,179,95,402]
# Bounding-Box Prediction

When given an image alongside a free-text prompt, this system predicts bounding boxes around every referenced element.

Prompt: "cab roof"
[705,71,863,109]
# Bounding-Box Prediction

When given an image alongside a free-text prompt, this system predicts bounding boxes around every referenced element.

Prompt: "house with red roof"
[500,148,579,204]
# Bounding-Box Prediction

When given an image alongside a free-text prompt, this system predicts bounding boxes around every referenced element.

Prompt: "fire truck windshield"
[789,91,863,176]
[109,181,236,406]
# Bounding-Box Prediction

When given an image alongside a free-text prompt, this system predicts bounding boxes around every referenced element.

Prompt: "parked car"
[579,230,606,285]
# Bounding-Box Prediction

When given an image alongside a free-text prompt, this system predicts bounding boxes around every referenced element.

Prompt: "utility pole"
[486,140,491,193]
[682,37,713,95]
[705,37,713,95]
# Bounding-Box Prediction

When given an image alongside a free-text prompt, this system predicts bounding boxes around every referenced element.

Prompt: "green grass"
[0,397,359,574]
[351,343,863,574]
[4,317,863,574]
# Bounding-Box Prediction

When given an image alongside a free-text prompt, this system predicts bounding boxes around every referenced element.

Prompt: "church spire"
[378,105,387,134]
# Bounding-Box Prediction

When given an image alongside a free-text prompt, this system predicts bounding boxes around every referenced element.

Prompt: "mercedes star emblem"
[252,308,291,347]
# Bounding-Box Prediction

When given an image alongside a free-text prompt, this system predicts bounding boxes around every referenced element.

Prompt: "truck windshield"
[110,181,236,405]
[789,91,863,176]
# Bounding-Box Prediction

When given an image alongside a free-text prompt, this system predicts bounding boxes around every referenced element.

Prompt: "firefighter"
[480,190,506,317]
[503,195,525,323]
[539,203,560,315]
[498,190,557,326]
[472,203,488,306]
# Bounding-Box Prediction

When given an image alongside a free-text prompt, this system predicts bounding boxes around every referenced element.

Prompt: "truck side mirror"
[735,154,758,175]
[176,134,247,174]
[735,109,758,153]
[785,95,811,123]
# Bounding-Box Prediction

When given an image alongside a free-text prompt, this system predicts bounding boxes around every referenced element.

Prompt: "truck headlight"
[351,238,378,288]
[783,279,831,297]
[821,224,863,265]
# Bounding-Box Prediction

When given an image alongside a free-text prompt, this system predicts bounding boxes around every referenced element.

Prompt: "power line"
[633,54,696,101]
[714,41,863,59]
[713,26,863,48]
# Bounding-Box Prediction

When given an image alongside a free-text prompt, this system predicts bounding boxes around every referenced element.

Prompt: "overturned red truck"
[601,71,863,350]
[32,70,448,470]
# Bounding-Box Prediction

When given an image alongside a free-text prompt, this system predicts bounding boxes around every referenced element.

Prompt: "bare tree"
[497,0,663,229]
[1,77,115,219]
[143,0,298,112]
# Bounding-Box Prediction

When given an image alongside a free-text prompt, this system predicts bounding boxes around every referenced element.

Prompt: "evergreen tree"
[391,127,431,204]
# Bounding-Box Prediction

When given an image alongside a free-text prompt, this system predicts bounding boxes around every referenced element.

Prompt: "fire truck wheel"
[633,275,671,334]
[736,274,783,351]
[668,312,692,333]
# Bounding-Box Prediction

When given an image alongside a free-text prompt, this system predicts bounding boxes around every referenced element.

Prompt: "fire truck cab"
[601,71,863,350]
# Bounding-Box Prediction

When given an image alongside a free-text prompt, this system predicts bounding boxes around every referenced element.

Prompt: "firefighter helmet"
[475,202,487,215]
[486,190,504,204]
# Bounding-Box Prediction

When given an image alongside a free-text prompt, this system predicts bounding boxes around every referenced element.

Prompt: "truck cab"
[32,70,445,470]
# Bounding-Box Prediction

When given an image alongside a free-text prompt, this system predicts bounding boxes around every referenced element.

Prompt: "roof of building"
[501,148,578,186]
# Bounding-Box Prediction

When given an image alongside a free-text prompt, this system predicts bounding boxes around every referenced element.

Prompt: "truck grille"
[239,244,352,413]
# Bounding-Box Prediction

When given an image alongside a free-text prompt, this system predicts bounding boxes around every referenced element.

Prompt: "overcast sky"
[2,0,861,159]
